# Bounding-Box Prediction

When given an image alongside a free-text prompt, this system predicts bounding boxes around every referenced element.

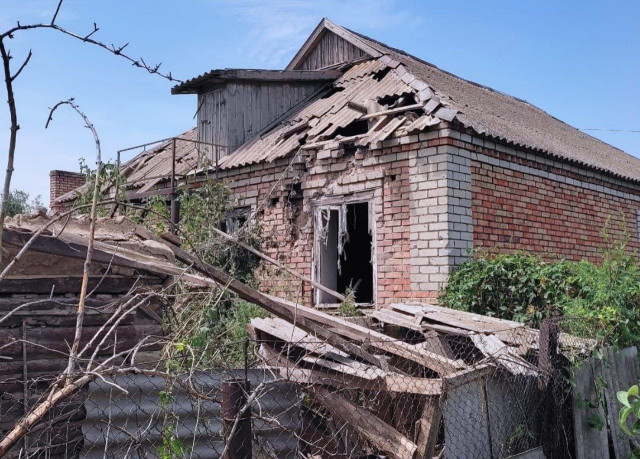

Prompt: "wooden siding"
[299,30,368,70]
[197,89,228,159]
[198,81,323,155]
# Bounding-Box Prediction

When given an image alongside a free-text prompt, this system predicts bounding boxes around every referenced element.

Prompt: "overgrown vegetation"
[440,222,640,347]
[74,159,267,368]
[338,286,362,317]
[2,189,43,216]
[135,179,266,369]
[74,158,125,214]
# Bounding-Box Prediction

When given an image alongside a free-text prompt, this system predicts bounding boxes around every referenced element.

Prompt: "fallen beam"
[133,226,464,375]
[306,384,418,459]
[254,328,443,396]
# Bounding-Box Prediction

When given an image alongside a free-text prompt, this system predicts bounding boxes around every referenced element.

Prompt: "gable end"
[287,18,381,71]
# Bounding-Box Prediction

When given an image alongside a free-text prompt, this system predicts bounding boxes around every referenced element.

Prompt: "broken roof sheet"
[56,127,207,203]
[172,68,342,94]
[210,58,424,170]
[338,22,640,182]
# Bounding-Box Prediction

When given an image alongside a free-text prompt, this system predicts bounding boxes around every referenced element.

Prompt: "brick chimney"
[49,170,86,213]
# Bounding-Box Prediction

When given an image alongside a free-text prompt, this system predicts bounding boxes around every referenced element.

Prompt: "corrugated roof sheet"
[216,59,415,170]
[345,25,640,182]
[56,128,211,203]
[60,21,640,203]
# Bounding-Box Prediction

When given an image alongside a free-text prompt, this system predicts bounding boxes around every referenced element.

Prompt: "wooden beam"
[414,396,443,459]
[306,384,418,459]
[0,275,160,294]
[254,327,443,396]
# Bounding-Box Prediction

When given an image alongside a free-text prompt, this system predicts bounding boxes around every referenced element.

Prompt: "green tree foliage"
[3,189,43,216]
[141,179,264,368]
[74,158,125,214]
[440,225,640,347]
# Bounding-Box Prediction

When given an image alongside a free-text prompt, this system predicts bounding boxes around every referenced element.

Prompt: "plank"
[306,384,417,459]
[470,333,538,376]
[253,324,443,396]
[250,316,348,359]
[443,375,492,458]
[601,347,635,458]
[0,275,160,294]
[572,357,609,459]
[414,395,442,459]
[391,303,596,350]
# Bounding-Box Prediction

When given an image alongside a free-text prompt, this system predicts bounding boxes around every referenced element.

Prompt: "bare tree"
[0,0,180,260]
[46,99,103,379]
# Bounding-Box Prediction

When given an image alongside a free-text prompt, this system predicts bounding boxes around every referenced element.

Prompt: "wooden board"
[443,375,492,458]
[601,347,638,458]
[470,333,538,376]
[572,357,610,459]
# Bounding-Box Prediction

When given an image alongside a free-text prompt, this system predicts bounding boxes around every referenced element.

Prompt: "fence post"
[170,137,180,233]
[222,378,252,459]
[538,311,563,456]
[538,313,559,378]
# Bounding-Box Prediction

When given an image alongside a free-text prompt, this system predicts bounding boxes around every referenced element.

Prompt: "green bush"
[3,189,43,216]
[440,252,575,322]
[440,233,640,347]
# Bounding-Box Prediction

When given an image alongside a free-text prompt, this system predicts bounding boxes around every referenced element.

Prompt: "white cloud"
[214,0,423,68]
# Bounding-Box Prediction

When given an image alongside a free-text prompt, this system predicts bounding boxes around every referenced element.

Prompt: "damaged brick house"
[51,18,640,309]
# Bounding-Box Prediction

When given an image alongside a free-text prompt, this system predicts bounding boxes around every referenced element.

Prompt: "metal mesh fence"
[2,312,613,459]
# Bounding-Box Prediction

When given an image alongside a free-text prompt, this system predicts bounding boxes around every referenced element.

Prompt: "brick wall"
[49,170,86,213]
[159,126,640,307]
[440,128,640,261]
[198,128,460,307]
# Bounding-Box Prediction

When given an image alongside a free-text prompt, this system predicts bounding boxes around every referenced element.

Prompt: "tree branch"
[51,0,64,25]
[9,49,31,82]
[46,99,102,380]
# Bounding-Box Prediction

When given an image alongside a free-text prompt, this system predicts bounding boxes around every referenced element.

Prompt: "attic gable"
[287,18,381,71]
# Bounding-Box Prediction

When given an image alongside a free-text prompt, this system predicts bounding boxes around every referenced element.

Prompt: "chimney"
[49,170,86,213]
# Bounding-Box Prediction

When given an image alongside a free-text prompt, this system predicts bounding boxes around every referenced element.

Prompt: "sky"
[0,0,638,203]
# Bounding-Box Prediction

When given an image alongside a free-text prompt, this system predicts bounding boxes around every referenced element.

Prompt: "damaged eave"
[171,68,344,95]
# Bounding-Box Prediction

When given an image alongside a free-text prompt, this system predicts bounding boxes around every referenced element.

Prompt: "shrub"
[440,252,574,322]
[3,189,43,216]
[440,232,640,346]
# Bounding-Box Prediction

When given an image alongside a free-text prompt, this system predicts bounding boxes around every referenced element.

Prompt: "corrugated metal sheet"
[346,24,640,183]
[218,58,418,170]
[80,369,300,458]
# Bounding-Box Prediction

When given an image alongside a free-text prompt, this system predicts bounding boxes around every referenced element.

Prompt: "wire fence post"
[170,137,180,233]
[222,378,252,459]
[539,311,563,456]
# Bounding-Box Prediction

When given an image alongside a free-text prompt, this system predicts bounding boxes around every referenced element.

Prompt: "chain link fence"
[3,312,623,459]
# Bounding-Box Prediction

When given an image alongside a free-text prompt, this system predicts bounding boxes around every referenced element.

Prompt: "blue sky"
[1,0,638,203]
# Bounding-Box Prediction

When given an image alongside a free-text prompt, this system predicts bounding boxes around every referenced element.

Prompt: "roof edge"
[286,18,382,70]
[172,68,342,94]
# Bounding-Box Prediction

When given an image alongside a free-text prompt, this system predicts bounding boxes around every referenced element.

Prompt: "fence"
[2,315,638,458]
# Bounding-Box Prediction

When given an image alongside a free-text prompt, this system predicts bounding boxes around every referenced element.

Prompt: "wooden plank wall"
[198,82,323,156]
[299,30,369,70]
[197,89,227,162]
[0,282,163,457]
[573,346,640,459]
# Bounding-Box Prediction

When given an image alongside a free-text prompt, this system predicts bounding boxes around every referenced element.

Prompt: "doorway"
[315,202,374,305]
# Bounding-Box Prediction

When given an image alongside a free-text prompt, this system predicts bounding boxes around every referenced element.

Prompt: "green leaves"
[439,234,640,347]
[618,384,640,437]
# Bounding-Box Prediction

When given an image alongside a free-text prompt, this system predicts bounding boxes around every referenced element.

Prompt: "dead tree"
[0,0,180,260]
[46,99,103,378]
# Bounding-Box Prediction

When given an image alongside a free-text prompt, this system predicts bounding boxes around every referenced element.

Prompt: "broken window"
[315,202,374,305]
[221,206,250,234]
